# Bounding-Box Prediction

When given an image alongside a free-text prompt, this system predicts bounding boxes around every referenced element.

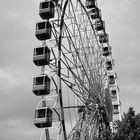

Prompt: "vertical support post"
[42,40,49,140]
[41,41,46,75]
[42,96,49,140]
[57,24,67,140]
[45,129,50,140]
[57,1,69,140]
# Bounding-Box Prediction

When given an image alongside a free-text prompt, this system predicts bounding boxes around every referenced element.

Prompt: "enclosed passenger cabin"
[90,7,100,20]
[33,46,50,66]
[102,46,111,56]
[113,105,119,114]
[111,89,117,99]
[39,0,55,19]
[34,107,53,128]
[35,21,52,41]
[33,75,51,96]
[95,19,105,31]
[99,33,109,43]
[106,60,113,70]
[72,131,80,140]
[86,0,96,9]
[108,75,115,85]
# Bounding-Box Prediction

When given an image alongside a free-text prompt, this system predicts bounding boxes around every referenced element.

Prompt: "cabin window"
[103,47,109,51]
[107,61,111,65]
[36,76,44,85]
[91,7,98,13]
[41,2,48,9]
[114,105,118,110]
[35,47,50,55]
[37,109,46,118]
[40,1,54,9]
[38,22,45,30]
[112,90,116,96]
[35,47,44,55]
[109,75,114,79]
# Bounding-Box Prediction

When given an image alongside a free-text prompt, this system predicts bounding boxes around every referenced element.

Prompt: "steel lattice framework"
[32,0,121,140]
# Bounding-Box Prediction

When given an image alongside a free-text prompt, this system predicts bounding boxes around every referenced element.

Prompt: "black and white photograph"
[0,0,140,140]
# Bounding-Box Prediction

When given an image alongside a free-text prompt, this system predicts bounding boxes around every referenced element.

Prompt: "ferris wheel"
[32,0,121,140]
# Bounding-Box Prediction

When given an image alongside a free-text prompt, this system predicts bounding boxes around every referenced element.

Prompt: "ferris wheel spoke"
[61,50,101,105]
[32,0,121,139]
[78,0,101,47]
[60,56,89,92]
[60,73,90,104]
[61,29,98,94]
[67,115,84,139]
[63,3,104,92]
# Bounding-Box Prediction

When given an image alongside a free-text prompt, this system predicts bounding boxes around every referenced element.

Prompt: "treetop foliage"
[114,107,140,140]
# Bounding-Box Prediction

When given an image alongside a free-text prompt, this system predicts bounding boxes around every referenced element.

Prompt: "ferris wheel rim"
[33,0,121,139]
[54,0,113,139]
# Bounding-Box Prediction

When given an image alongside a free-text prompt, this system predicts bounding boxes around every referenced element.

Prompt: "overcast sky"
[0,0,140,140]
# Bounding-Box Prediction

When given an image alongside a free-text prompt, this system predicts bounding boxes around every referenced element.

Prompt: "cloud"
[0,68,25,91]
[0,118,40,140]
[0,67,40,140]
[0,0,140,140]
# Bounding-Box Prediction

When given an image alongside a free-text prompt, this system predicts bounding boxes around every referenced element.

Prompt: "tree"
[133,113,140,139]
[114,107,140,140]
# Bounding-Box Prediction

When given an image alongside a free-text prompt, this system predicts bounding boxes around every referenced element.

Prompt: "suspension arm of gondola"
[51,47,57,66]
[58,0,69,140]
[51,23,59,42]
[51,76,58,93]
